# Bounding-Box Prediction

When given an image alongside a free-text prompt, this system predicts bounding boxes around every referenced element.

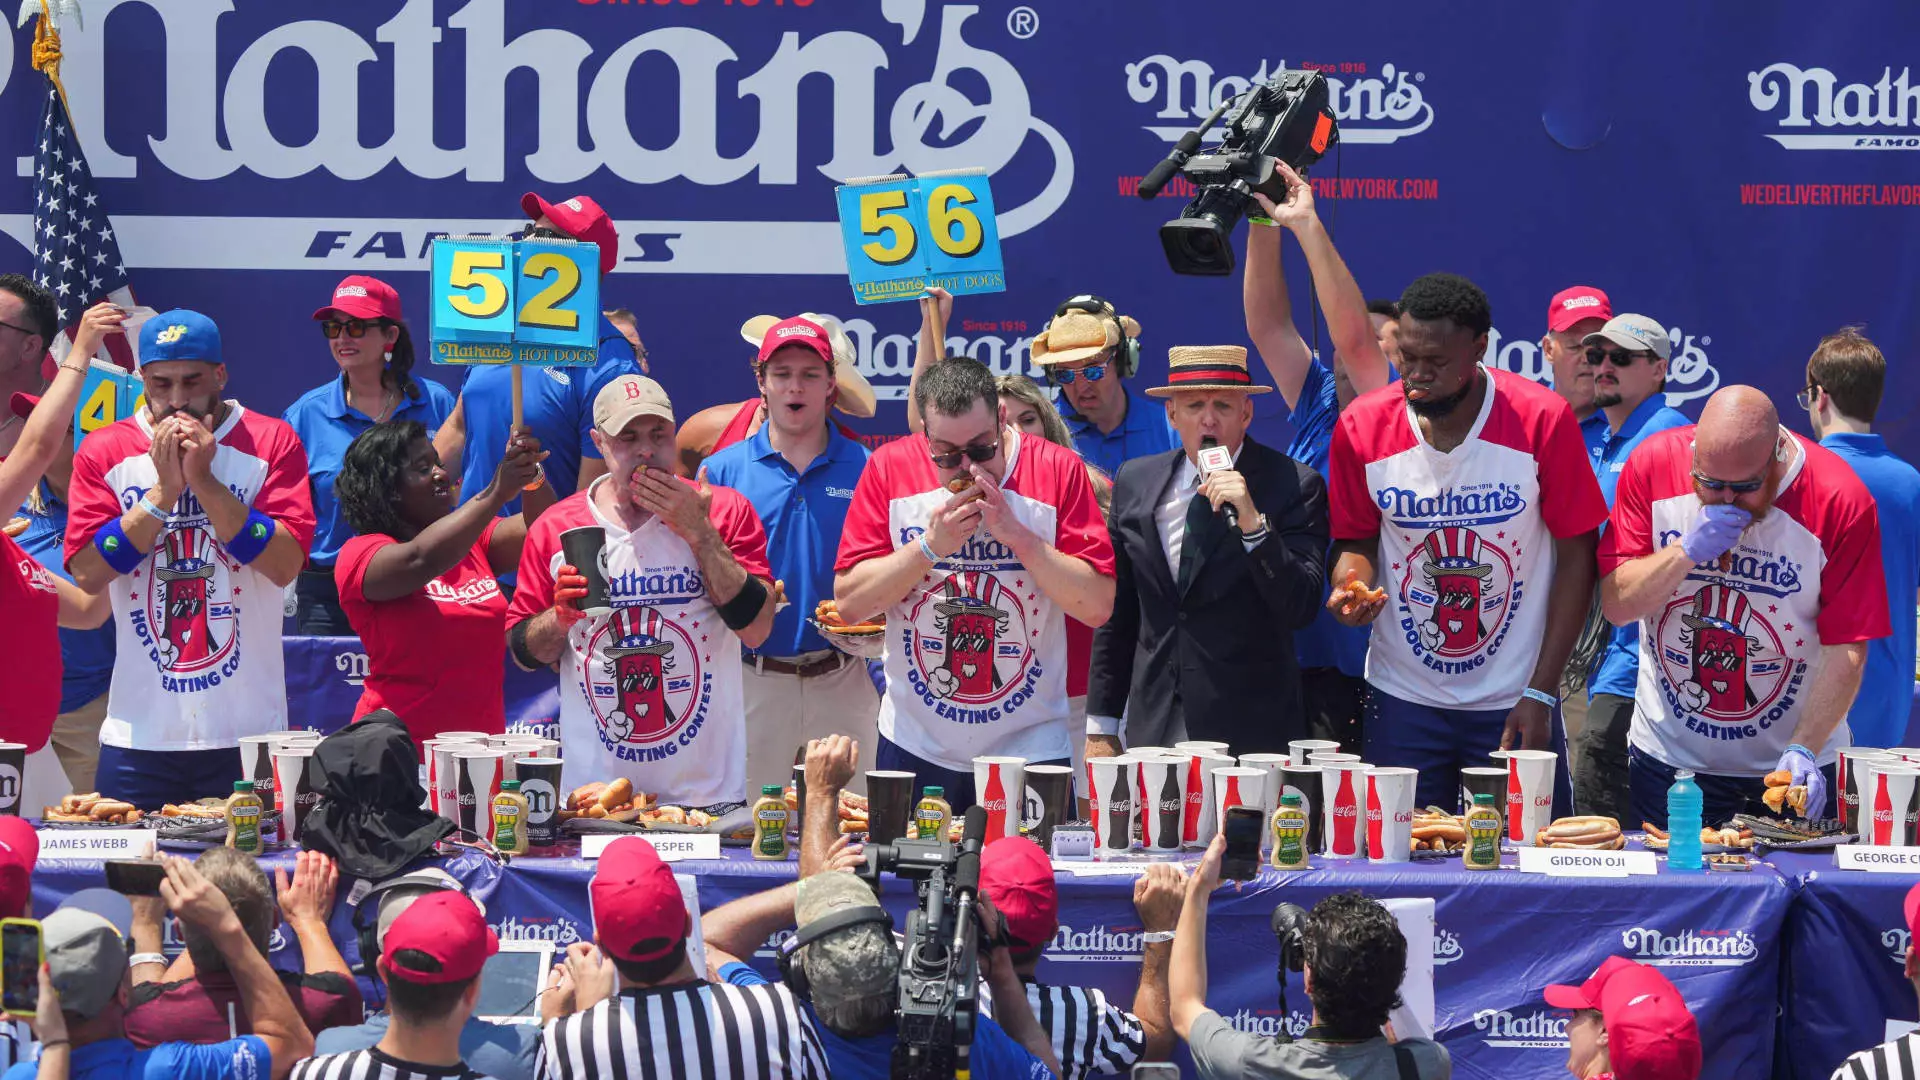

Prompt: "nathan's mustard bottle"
[226,781,263,854]
[1464,793,1503,870]
[915,786,953,840]
[754,784,791,860]
[493,780,529,855]
[1271,793,1309,870]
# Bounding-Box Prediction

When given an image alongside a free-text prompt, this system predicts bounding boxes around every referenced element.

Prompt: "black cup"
[1280,765,1322,855]
[1022,765,1074,850]
[1460,767,1507,816]
[558,526,613,615]
[791,763,807,836]
[0,743,25,816]
[516,758,564,849]
[866,771,916,846]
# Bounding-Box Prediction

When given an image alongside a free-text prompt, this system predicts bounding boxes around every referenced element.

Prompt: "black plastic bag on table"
[299,710,453,879]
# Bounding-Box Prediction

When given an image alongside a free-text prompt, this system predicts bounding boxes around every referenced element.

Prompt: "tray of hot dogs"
[811,601,886,659]
[556,779,750,841]
[41,792,145,827]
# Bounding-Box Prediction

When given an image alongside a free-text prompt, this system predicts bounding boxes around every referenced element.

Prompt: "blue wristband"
[93,520,145,575]
[918,535,941,564]
[225,510,276,565]
[1521,687,1559,709]
[1785,743,1815,761]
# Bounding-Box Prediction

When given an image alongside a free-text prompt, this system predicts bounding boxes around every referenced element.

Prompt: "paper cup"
[1235,754,1290,850]
[1022,764,1075,849]
[1180,751,1234,847]
[432,742,472,825]
[1459,767,1508,816]
[1212,767,1267,846]
[972,757,1027,843]
[1174,741,1232,757]
[272,746,319,845]
[1125,746,1178,760]
[1308,751,1361,766]
[0,743,24,817]
[559,525,614,615]
[1288,739,1342,767]
[432,731,491,744]
[1320,762,1371,857]
[791,764,807,837]
[866,771,917,846]
[1886,747,1920,763]
[1868,763,1920,846]
[1137,757,1188,851]
[1841,750,1897,835]
[1280,764,1323,855]
[512,757,564,849]
[1494,750,1557,847]
[1089,756,1139,853]
[1366,767,1418,864]
[453,748,507,841]
[496,740,548,781]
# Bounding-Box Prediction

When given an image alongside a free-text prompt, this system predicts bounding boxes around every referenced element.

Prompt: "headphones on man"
[1049,294,1139,379]
[775,906,895,1001]
[350,874,466,979]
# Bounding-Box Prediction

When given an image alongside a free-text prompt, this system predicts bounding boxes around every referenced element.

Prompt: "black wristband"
[717,576,769,631]
[508,620,542,672]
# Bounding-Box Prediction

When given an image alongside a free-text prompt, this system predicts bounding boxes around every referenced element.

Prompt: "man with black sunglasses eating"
[834,355,1116,808]
[1598,384,1889,828]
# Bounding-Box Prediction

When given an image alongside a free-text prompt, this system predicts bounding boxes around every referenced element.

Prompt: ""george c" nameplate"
[581,833,723,862]
[1517,847,1657,878]
[1836,844,1920,872]
[35,829,157,861]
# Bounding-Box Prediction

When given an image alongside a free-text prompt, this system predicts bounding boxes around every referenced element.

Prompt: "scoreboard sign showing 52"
[428,237,602,366]
[834,171,1006,305]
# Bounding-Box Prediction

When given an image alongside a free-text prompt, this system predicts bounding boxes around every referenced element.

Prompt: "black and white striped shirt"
[537,981,828,1080]
[0,1020,30,1072]
[1836,1032,1920,1080]
[291,1047,495,1080]
[1024,982,1147,1080]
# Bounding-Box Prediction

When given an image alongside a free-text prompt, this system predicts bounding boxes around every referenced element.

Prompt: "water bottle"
[1667,769,1704,872]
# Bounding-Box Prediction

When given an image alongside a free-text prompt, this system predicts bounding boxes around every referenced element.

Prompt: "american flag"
[30,80,135,366]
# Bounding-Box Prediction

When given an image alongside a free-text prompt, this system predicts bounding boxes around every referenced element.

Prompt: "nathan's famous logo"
[1391,526,1518,673]
[1046,924,1146,963]
[904,570,1039,716]
[1619,925,1760,968]
[1654,584,1801,732]
[131,526,240,679]
[1224,1008,1311,1039]
[332,650,371,687]
[1473,1008,1568,1049]
[1125,56,1432,145]
[1748,63,1920,150]
[582,605,705,751]
[1885,927,1911,963]
[491,916,584,946]
[1433,927,1463,966]
[1487,323,1720,407]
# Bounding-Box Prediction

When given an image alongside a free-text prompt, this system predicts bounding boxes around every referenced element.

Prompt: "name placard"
[1517,847,1656,878]
[36,828,157,860]
[580,832,723,862]
[1837,844,1920,872]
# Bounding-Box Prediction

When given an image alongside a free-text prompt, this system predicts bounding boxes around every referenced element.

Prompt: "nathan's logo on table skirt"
[1655,584,1800,730]
[491,916,583,946]
[1749,63,1920,150]
[1045,924,1145,963]
[1433,927,1463,966]
[140,526,239,676]
[1473,1008,1568,1049]
[333,650,371,687]
[1223,1008,1311,1039]
[906,571,1036,708]
[1124,56,1434,146]
[1884,927,1911,963]
[584,605,704,747]
[755,927,797,960]
[1619,926,1759,967]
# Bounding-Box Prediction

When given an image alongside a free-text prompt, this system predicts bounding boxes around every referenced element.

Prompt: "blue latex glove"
[1680,504,1752,564]
[1777,744,1826,819]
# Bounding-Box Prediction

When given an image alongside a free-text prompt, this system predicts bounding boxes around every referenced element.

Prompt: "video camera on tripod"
[858,805,991,1080]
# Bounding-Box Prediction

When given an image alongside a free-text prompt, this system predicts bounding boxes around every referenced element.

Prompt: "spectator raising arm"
[905,287,952,436]
[800,736,860,877]
[30,965,67,1080]
[275,851,351,981]
[1169,835,1224,1042]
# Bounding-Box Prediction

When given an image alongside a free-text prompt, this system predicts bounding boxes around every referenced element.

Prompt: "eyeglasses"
[928,440,999,470]
[1053,363,1109,385]
[1795,381,1820,411]
[0,319,38,339]
[321,318,385,340]
[1690,468,1767,495]
[1584,348,1655,368]
[522,224,567,241]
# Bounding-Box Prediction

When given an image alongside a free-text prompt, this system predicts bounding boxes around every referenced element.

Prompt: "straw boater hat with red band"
[1144,345,1274,398]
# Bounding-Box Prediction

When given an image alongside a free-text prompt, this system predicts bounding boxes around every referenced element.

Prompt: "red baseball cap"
[9,392,37,422]
[979,836,1058,950]
[381,890,499,985]
[1598,964,1702,1080]
[1901,881,1920,941]
[1547,286,1612,334]
[312,275,403,323]
[591,837,689,962]
[1544,954,1640,1011]
[0,817,38,917]
[522,192,619,275]
[756,316,836,370]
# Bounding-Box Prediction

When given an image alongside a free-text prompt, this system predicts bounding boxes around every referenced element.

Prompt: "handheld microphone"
[1197,435,1238,529]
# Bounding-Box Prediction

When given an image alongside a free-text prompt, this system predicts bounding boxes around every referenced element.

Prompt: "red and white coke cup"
[1179,751,1234,847]
[1138,756,1188,851]
[1088,755,1138,854]
[1236,753,1291,850]
[1212,767,1266,845]
[429,738,486,821]
[1307,751,1361,767]
[1885,747,1920,763]
[1288,740,1342,767]
[972,756,1027,843]
[1366,767,1418,864]
[1174,740,1232,757]
[1867,762,1920,847]
[1494,749,1557,846]
[453,748,507,842]
[1320,762,1371,857]
[1839,749,1897,836]
[271,745,319,846]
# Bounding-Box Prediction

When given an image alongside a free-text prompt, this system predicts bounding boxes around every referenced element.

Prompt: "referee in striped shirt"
[1835,883,1920,1080]
[292,891,500,1080]
[978,836,1182,1080]
[535,836,828,1080]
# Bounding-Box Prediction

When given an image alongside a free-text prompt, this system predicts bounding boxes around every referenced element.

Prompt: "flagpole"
[31,0,70,115]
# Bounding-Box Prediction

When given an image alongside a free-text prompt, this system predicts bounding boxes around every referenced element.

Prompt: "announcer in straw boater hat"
[1086,343,1330,760]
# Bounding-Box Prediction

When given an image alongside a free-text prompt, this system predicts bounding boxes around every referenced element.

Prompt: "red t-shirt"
[0,531,61,750]
[335,520,507,745]
[125,969,362,1049]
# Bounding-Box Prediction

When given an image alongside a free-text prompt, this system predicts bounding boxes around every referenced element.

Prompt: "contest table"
[29,837,1793,1080]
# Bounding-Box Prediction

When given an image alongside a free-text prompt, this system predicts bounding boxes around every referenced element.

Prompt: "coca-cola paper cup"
[1174,740,1232,757]
[431,742,475,825]
[238,735,280,840]
[1493,749,1557,847]
[1179,751,1234,848]
[1237,753,1290,850]
[1308,751,1361,767]
[1088,756,1138,854]
[1211,767,1266,845]
[1137,756,1188,851]
[271,745,319,846]
[453,748,506,842]
[1867,762,1920,847]
[1288,740,1342,767]
[1366,767,1418,864]
[1022,765,1075,849]
[1840,749,1897,836]
[1320,762,1371,858]
[971,757,1027,843]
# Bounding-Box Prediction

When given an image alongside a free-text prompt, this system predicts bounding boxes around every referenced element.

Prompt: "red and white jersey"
[62,405,315,750]
[1328,367,1608,711]
[508,476,771,807]
[1598,427,1889,774]
[835,431,1115,771]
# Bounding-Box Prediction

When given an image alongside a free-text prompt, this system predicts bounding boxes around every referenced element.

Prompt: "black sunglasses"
[1691,468,1766,495]
[1584,348,1655,368]
[929,440,999,470]
[523,224,568,241]
[321,318,386,340]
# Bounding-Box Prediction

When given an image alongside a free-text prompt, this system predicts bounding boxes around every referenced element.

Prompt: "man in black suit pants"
[1086,345,1329,760]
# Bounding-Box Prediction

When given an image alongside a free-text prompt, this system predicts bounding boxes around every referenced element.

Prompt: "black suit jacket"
[1088,438,1328,754]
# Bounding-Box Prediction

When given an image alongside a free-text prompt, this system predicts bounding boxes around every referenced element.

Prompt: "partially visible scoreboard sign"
[428,237,602,365]
[834,170,1005,305]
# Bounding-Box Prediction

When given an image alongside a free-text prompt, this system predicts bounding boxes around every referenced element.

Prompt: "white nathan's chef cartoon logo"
[1748,63,1920,149]
[1405,526,1511,657]
[1655,583,1791,722]
[1125,56,1433,144]
[147,526,237,673]
[583,605,701,747]
[909,570,1033,704]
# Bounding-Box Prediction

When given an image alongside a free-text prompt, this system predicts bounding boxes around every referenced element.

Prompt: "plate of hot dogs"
[1639,821,1755,853]
[1535,815,1628,850]
[811,601,887,658]
[1409,808,1468,857]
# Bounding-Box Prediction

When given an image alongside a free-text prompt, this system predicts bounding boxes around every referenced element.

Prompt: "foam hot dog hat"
[737,312,877,419]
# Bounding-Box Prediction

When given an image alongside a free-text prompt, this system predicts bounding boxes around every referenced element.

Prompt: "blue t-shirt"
[1283,360,1368,676]
[720,964,1046,1080]
[703,424,870,658]
[1063,384,1178,479]
[2,1034,269,1080]
[281,375,456,567]
[15,480,114,711]
[1823,432,1920,747]
[458,317,642,517]
[312,1012,539,1080]
[1586,397,1693,700]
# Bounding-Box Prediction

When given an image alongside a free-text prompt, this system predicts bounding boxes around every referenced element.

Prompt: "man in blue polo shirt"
[1029,295,1174,477]
[704,316,878,794]
[1575,313,1692,820]
[1803,327,1920,748]
[432,192,643,518]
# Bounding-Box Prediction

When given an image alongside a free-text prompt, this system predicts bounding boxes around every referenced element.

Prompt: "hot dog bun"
[1764,770,1793,787]
[946,476,975,494]
[599,778,634,811]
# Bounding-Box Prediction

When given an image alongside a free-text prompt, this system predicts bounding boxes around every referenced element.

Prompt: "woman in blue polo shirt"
[283,275,455,634]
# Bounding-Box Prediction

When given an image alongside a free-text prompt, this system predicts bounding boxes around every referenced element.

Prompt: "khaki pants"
[741,656,880,797]
[50,692,105,794]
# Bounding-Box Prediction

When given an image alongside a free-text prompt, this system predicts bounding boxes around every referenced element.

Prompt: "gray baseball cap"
[44,907,127,1019]
[794,874,897,1035]
[372,868,480,951]
[1582,314,1672,362]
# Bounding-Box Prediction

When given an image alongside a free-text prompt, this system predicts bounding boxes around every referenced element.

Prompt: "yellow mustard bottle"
[754,784,791,860]
[1271,793,1310,870]
[493,780,529,855]
[915,786,953,840]
[226,781,263,855]
[1464,793,1503,870]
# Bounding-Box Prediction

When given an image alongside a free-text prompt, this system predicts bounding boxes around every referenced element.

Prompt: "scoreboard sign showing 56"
[834,171,1006,305]
[428,237,601,366]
